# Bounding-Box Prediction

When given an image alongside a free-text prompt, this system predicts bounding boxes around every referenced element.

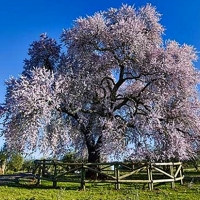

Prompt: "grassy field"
[0,166,199,200]
[0,178,200,200]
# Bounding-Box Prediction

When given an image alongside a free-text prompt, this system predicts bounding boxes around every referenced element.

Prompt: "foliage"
[0,143,9,161]
[0,4,200,162]
[22,159,35,172]
[183,154,200,171]
[61,152,87,163]
[0,144,9,174]
[23,33,61,74]
[7,153,24,172]
[61,153,75,163]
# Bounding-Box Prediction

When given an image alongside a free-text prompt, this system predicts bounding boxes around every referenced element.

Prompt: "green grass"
[0,180,200,200]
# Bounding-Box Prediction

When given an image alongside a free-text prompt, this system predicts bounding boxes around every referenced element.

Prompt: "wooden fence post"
[42,160,46,177]
[80,163,86,190]
[53,161,57,188]
[32,160,184,190]
[114,162,120,190]
[147,163,153,191]
[36,162,42,186]
[179,163,183,185]
[170,163,175,188]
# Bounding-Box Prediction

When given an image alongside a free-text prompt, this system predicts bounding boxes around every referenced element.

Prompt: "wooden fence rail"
[33,160,184,190]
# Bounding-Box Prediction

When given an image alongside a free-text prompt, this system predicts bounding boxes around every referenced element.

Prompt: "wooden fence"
[33,160,184,190]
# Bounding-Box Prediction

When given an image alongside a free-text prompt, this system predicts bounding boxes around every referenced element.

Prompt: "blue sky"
[0,0,200,147]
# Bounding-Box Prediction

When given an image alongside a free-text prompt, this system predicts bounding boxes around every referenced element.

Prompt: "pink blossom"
[1,4,200,161]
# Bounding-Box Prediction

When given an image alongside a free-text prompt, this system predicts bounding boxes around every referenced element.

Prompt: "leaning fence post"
[179,163,184,185]
[80,163,86,190]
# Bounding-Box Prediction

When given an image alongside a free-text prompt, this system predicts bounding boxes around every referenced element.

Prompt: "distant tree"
[61,152,87,163]
[22,159,34,172]
[1,4,200,164]
[0,144,9,174]
[0,143,8,161]
[62,153,75,163]
[8,153,24,172]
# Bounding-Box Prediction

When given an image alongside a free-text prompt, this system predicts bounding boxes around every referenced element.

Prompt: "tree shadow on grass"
[0,179,80,191]
[2,183,80,190]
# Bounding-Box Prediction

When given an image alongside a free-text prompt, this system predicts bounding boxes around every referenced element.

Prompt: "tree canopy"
[1,4,200,162]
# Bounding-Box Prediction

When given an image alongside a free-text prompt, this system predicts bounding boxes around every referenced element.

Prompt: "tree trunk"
[0,160,6,175]
[87,146,100,163]
[85,145,100,179]
[85,135,102,179]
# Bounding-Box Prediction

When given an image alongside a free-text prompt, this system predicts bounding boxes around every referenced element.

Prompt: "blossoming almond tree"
[1,4,200,162]
[23,33,61,75]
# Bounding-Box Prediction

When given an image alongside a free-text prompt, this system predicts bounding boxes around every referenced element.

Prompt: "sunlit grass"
[0,179,200,200]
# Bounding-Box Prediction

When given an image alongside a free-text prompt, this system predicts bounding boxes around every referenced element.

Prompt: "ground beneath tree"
[0,173,35,185]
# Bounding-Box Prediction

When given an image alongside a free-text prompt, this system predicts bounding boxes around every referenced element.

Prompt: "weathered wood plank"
[174,165,182,178]
[152,166,173,178]
[33,160,184,191]
[119,166,146,180]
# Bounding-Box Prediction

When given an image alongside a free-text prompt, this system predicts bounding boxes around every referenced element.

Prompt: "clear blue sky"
[0,0,200,146]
